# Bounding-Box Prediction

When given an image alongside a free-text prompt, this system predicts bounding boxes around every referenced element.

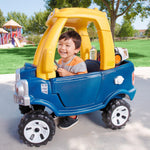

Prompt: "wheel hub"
[34,128,40,133]
[111,106,129,126]
[116,113,120,117]
[24,120,50,143]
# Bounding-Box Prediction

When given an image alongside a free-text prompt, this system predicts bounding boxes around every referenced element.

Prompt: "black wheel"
[19,105,45,114]
[19,105,32,114]
[18,110,55,147]
[102,99,131,129]
[33,105,45,111]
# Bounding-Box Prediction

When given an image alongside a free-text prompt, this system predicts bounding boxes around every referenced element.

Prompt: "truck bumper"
[14,93,30,106]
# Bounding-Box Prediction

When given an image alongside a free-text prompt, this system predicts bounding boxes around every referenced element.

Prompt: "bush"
[26,34,42,44]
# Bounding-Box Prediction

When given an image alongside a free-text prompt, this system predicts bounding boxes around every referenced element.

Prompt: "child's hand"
[57,68,74,77]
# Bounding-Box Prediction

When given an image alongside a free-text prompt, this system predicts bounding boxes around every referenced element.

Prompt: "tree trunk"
[110,14,116,41]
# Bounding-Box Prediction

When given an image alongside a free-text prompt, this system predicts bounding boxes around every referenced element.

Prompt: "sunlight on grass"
[0,39,150,74]
[114,39,150,67]
[0,47,36,74]
[92,39,150,67]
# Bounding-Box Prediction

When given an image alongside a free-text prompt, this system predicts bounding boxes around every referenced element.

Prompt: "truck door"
[50,72,101,107]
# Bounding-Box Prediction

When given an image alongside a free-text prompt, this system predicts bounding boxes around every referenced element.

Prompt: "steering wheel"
[54,60,60,77]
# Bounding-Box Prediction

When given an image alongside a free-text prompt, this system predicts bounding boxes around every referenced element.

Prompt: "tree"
[0,9,5,27]
[134,29,140,37]
[6,12,28,33]
[145,22,150,37]
[44,0,91,11]
[27,11,49,34]
[118,19,134,40]
[114,23,121,37]
[94,0,150,39]
[45,0,150,40]
[87,22,98,41]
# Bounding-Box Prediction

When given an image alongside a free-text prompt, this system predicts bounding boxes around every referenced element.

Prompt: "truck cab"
[14,8,136,147]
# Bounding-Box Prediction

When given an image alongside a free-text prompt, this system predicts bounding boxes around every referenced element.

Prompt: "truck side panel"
[97,60,135,105]
[50,72,102,107]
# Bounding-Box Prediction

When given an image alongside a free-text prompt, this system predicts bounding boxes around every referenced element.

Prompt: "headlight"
[16,82,24,96]
[14,79,30,106]
[15,80,28,97]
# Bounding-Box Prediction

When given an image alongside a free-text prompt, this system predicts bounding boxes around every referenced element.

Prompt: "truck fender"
[30,99,58,116]
[104,89,133,107]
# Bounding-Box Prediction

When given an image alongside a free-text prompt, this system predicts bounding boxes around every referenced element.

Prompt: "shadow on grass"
[129,52,146,59]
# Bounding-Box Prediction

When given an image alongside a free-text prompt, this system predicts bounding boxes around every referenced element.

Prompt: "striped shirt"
[58,55,87,75]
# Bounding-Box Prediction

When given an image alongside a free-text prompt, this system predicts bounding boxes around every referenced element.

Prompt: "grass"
[0,46,61,74]
[0,39,150,74]
[0,46,36,74]
[92,39,150,67]
[115,39,150,67]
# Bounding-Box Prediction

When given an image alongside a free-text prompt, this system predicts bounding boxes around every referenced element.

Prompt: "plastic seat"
[85,59,100,73]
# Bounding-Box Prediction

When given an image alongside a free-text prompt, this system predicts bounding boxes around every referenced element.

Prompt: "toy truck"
[14,8,136,147]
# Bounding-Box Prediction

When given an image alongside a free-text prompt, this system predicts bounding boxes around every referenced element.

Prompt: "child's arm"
[57,68,76,77]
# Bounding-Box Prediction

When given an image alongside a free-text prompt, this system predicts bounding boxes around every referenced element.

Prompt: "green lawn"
[0,47,36,74]
[0,39,150,74]
[115,39,150,67]
[92,39,150,67]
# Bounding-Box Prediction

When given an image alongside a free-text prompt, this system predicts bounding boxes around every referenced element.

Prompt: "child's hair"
[59,30,81,49]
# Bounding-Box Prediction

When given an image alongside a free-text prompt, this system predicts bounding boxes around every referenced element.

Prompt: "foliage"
[117,19,134,39]
[5,11,49,34]
[114,23,121,37]
[94,0,150,39]
[0,9,5,27]
[145,22,150,37]
[44,0,91,11]
[27,11,49,34]
[6,12,28,33]
[134,29,140,37]
[124,1,150,21]
[87,22,98,41]
[44,0,150,40]
[1,0,149,40]
[27,34,42,44]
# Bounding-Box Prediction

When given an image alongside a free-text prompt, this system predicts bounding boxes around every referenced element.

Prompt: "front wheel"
[19,105,45,114]
[18,110,55,147]
[102,99,131,129]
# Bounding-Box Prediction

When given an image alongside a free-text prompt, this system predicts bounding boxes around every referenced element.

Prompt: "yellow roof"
[3,19,22,28]
[46,8,109,30]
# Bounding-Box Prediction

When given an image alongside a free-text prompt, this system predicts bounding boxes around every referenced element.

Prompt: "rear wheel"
[102,99,131,129]
[18,110,55,147]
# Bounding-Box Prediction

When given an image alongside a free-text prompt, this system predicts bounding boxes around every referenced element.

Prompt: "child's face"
[58,38,80,62]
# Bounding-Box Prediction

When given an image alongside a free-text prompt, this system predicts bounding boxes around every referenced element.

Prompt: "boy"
[57,30,87,129]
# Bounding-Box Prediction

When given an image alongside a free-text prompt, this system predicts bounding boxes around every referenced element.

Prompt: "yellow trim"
[98,30,115,69]
[77,26,91,61]
[35,18,67,80]
[33,26,52,66]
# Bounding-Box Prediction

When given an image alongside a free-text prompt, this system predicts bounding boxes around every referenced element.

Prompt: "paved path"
[0,68,150,150]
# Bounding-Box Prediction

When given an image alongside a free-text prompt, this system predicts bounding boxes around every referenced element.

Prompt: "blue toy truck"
[14,8,136,147]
